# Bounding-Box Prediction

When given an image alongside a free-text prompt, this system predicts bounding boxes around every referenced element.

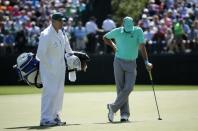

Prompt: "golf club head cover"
[73,51,90,72]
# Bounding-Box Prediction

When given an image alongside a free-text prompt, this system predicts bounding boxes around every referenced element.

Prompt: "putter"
[148,71,162,120]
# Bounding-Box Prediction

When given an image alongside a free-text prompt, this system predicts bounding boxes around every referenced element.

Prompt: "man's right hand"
[112,43,117,53]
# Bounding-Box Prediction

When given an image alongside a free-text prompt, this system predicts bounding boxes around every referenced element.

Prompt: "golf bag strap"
[34,68,42,88]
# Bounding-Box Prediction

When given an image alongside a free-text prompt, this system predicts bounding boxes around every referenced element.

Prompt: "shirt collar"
[50,24,62,35]
[121,27,133,34]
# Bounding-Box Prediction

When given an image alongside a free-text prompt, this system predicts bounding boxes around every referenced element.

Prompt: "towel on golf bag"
[65,51,90,82]
[13,52,42,88]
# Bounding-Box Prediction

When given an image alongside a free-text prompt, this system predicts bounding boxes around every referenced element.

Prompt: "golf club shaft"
[148,71,162,120]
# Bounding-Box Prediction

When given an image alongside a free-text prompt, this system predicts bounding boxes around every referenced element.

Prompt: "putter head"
[158,118,162,120]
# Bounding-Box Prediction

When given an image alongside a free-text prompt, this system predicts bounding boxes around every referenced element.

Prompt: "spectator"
[152,26,166,54]
[181,19,191,39]
[165,0,175,9]
[193,4,198,19]
[0,22,5,56]
[190,20,198,51]
[102,14,116,54]
[138,14,150,31]
[173,20,186,53]
[3,30,15,54]
[15,23,28,54]
[148,0,160,16]
[13,17,23,32]
[102,15,116,32]
[162,12,173,28]
[63,17,75,49]
[181,19,192,53]
[73,20,87,51]
[165,28,175,54]
[11,5,21,18]
[144,27,155,54]
[85,16,99,53]
[153,15,160,29]
[4,17,12,31]
[28,21,40,47]
[18,10,30,24]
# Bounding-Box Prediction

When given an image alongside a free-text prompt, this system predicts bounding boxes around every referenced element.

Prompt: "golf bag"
[13,52,42,88]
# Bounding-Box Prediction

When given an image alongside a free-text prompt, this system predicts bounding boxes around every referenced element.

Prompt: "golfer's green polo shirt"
[104,26,145,60]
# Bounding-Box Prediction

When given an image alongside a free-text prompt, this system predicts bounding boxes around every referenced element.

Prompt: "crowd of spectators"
[0,0,88,56]
[0,0,197,56]
[140,0,198,54]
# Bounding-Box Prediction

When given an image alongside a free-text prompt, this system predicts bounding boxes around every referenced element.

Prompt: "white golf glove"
[145,60,153,71]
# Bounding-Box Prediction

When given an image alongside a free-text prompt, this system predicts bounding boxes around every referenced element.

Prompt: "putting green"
[0,90,198,131]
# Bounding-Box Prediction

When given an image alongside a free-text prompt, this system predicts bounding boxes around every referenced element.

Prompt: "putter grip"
[149,71,153,81]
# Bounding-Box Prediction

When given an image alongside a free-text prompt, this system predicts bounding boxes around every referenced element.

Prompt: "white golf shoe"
[120,115,129,122]
[107,104,114,122]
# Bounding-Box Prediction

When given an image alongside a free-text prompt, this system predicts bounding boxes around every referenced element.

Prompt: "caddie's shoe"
[40,121,58,126]
[54,115,61,123]
[40,120,66,126]
[54,115,66,126]
[120,115,129,122]
[57,121,66,126]
[107,104,114,122]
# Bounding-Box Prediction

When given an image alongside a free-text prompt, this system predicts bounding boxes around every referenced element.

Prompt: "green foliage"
[111,0,148,25]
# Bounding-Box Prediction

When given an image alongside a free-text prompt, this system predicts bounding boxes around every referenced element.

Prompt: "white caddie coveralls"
[36,24,73,122]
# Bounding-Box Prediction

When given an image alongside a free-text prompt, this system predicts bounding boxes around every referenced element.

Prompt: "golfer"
[103,16,153,122]
[36,12,73,126]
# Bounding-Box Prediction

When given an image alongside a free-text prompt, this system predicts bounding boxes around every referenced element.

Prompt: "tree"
[111,0,148,26]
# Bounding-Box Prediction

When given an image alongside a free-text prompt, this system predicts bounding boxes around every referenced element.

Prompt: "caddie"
[36,12,73,126]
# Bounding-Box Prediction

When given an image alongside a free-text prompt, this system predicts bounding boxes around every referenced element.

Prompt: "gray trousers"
[111,57,137,117]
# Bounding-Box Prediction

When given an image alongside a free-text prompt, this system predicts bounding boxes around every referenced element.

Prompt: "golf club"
[148,70,162,120]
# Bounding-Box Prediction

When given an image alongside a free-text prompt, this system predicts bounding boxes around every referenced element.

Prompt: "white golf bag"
[13,52,42,88]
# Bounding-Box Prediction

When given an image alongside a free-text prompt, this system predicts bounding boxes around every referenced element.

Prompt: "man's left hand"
[145,60,153,71]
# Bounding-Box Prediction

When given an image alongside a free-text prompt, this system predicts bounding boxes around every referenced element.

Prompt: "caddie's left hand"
[145,60,153,71]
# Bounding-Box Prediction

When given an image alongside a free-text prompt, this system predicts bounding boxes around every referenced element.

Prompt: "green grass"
[0,86,198,131]
[1,90,198,131]
[0,85,198,95]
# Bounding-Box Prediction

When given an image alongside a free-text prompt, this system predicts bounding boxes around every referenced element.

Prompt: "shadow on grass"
[5,123,81,130]
[93,120,146,125]
[93,121,132,124]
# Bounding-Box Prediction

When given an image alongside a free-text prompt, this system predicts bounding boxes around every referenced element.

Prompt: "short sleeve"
[104,28,119,39]
[137,27,145,44]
